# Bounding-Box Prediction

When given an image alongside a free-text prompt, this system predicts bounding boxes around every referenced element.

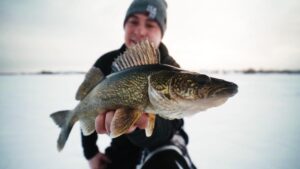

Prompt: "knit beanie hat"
[124,0,168,36]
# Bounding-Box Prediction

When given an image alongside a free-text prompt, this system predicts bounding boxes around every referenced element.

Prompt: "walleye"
[50,40,238,151]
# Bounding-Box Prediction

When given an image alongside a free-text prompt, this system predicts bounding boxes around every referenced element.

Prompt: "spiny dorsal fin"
[112,40,160,72]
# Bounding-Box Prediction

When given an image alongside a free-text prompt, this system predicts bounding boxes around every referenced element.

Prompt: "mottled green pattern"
[51,64,237,151]
[94,71,150,109]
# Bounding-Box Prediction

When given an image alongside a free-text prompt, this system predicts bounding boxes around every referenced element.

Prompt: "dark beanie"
[124,0,168,36]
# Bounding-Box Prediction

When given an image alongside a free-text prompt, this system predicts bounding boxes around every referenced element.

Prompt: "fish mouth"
[214,82,238,97]
[202,82,237,108]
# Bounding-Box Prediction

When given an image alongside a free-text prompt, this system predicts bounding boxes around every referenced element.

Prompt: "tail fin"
[50,110,77,151]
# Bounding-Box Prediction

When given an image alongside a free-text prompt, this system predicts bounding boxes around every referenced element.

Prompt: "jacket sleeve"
[81,131,99,159]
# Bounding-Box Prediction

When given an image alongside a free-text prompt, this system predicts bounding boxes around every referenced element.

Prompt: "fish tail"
[50,110,77,151]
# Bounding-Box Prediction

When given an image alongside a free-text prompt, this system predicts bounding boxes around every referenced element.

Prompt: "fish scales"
[50,40,238,151]
[72,65,176,129]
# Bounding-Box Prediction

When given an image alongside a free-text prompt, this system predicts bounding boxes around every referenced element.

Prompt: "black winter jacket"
[81,43,188,169]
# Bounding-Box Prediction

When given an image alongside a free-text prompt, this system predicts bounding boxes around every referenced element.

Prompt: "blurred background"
[1,0,300,72]
[0,0,300,169]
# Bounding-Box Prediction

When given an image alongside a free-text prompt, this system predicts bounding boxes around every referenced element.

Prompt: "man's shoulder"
[95,49,121,65]
[159,43,180,68]
[102,49,122,58]
[93,45,126,74]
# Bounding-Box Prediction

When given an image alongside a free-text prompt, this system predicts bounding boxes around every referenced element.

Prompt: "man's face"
[124,13,162,49]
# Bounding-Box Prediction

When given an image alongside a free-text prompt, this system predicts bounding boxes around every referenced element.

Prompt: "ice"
[0,74,299,169]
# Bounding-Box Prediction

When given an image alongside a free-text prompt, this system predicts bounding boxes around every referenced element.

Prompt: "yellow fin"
[110,108,142,138]
[145,113,156,137]
[112,40,160,72]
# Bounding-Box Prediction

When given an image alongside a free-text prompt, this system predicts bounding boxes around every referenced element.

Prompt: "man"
[81,1,196,168]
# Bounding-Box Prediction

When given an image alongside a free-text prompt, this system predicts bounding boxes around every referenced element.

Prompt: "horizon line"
[1,68,300,75]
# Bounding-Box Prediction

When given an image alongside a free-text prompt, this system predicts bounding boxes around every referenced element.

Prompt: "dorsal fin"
[112,40,160,72]
[75,67,104,100]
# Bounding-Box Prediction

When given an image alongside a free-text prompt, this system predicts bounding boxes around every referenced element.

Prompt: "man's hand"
[88,152,111,169]
[95,111,149,135]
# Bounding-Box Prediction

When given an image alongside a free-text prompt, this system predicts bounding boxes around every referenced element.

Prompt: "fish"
[50,40,238,151]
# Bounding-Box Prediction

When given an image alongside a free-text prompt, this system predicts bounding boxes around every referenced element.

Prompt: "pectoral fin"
[76,67,104,100]
[110,108,142,138]
[145,113,156,137]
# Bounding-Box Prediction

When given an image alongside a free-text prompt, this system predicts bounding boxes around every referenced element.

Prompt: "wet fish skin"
[50,40,238,151]
[50,64,237,151]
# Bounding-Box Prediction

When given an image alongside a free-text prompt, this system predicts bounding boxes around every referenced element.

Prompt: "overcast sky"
[1,0,300,72]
